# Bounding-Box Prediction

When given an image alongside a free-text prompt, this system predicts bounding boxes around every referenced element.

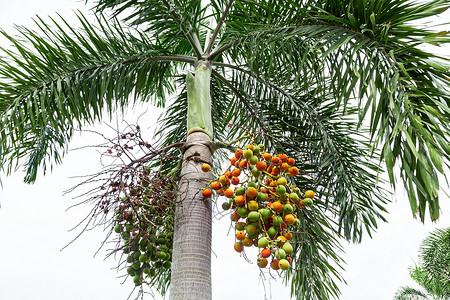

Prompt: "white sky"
[0,1,449,299]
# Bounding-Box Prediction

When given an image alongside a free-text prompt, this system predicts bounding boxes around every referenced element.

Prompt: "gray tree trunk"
[170,61,213,300]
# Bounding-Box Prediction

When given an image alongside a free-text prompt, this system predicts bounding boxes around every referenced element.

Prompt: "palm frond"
[0,13,195,183]
[394,286,430,300]
[92,0,207,57]
[417,227,450,298]
[210,0,450,222]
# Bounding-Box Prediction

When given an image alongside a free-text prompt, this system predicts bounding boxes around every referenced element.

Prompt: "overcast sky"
[0,1,449,300]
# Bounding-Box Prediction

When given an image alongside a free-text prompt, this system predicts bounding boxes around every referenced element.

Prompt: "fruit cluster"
[202,143,314,271]
[113,173,176,286]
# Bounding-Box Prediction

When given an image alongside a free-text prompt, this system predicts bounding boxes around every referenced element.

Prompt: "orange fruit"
[289,167,299,176]
[235,195,246,206]
[202,189,212,198]
[280,162,289,171]
[284,231,293,240]
[211,181,221,190]
[261,248,271,258]
[257,257,268,268]
[230,211,240,221]
[224,189,234,198]
[271,259,280,270]
[278,154,288,163]
[219,175,229,185]
[245,144,254,151]
[235,149,243,159]
[263,152,272,161]
[284,214,296,225]
[272,201,283,212]
[236,231,246,240]
[231,168,241,177]
[239,159,248,169]
[269,181,278,188]
[230,156,238,166]
[231,177,240,185]
[201,164,211,172]
[246,187,257,198]
[287,158,295,166]
[276,235,287,247]
[304,190,315,199]
[271,167,280,176]
[271,156,281,166]
[234,242,244,252]
[256,161,267,171]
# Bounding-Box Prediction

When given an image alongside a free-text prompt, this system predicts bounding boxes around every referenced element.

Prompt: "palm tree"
[395,227,450,300]
[0,0,449,299]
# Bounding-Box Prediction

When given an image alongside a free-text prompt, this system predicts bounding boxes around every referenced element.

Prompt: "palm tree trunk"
[170,61,213,300]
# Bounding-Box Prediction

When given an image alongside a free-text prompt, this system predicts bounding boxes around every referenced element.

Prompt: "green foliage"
[395,227,450,299]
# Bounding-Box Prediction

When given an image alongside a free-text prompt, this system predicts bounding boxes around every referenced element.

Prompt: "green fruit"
[143,267,151,275]
[243,149,253,160]
[121,231,131,239]
[272,216,283,226]
[159,245,169,252]
[260,208,271,220]
[252,146,261,157]
[251,166,261,177]
[303,198,313,207]
[133,275,142,286]
[163,261,172,269]
[123,246,131,254]
[150,268,156,276]
[132,261,141,270]
[283,204,294,214]
[157,238,167,245]
[258,237,270,248]
[249,155,259,165]
[235,187,246,195]
[114,224,122,233]
[139,254,148,263]
[125,224,133,232]
[133,251,141,260]
[157,251,166,260]
[127,255,134,264]
[289,193,299,202]
[276,185,286,195]
[282,242,293,255]
[275,249,286,260]
[235,222,246,231]
[248,233,259,239]
[248,211,260,222]
[247,181,258,189]
[294,219,301,226]
[257,192,268,202]
[140,239,148,248]
[127,266,135,276]
[237,206,248,218]
[222,202,231,210]
[278,259,290,270]
[258,144,265,151]
[268,226,277,238]
[245,224,257,235]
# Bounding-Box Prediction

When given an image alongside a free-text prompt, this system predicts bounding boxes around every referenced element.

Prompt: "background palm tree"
[0,0,449,299]
[394,227,450,300]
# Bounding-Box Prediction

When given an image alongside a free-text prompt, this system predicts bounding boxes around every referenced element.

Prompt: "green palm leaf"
[0,13,195,182]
